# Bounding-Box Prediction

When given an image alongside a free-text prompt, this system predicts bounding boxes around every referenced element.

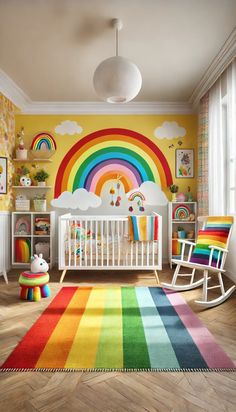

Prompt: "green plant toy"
[169,184,179,193]
[34,169,49,182]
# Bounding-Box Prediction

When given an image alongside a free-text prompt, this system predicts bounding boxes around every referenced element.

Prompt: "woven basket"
[33,200,47,212]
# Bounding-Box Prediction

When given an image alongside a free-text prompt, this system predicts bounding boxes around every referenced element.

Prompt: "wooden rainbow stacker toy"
[19,254,50,302]
[19,271,50,302]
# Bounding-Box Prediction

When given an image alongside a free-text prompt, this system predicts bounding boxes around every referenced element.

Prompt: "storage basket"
[35,242,50,260]
[33,199,47,212]
[15,199,30,211]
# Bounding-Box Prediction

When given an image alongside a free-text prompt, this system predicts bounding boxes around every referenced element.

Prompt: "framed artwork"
[176,149,194,178]
[0,157,8,194]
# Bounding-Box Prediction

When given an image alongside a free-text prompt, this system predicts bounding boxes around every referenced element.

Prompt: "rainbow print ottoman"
[19,271,50,302]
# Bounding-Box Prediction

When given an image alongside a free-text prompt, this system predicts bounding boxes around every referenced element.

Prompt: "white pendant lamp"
[93,18,142,103]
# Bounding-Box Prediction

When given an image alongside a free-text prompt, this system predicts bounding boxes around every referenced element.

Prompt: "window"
[208,59,236,215]
[222,95,236,214]
[224,61,236,214]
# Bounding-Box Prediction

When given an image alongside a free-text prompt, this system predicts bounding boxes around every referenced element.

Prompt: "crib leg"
[154,270,160,285]
[2,271,8,284]
[60,269,67,283]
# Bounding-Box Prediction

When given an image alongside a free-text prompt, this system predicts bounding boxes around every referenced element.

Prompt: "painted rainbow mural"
[31,132,57,151]
[54,128,173,198]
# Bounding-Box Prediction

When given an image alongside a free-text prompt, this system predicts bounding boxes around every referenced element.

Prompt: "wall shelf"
[13,159,52,163]
[12,186,52,189]
[172,220,196,223]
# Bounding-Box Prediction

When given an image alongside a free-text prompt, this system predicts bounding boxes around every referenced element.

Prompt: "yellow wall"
[0,93,15,211]
[15,114,198,204]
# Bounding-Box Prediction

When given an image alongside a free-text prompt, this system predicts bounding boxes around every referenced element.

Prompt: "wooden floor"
[1,267,236,412]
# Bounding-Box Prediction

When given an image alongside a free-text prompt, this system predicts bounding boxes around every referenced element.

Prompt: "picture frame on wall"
[0,157,8,194]
[176,149,194,178]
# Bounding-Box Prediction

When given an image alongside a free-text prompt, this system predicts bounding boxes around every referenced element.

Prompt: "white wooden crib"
[58,213,162,283]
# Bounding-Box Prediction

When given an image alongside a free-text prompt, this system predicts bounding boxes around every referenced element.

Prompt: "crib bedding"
[65,238,119,256]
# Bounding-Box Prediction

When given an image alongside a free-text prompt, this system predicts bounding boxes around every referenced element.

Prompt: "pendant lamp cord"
[116,28,118,56]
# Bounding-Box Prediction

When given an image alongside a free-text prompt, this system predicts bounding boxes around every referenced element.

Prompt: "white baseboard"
[225,269,236,284]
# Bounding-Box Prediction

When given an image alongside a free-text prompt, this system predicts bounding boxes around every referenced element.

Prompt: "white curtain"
[226,59,236,213]
[208,58,236,215]
[208,77,226,214]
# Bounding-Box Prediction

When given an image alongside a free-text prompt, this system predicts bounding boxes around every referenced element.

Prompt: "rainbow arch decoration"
[128,191,146,202]
[15,238,31,263]
[31,132,57,151]
[172,204,191,220]
[54,128,173,198]
[15,217,31,235]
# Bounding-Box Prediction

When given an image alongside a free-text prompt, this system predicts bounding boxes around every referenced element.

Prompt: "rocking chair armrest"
[177,239,196,246]
[208,245,229,253]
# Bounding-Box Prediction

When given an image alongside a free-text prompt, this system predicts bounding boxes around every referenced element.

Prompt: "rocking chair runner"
[163,216,236,307]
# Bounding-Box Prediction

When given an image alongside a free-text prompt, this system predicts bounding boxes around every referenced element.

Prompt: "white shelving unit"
[13,157,52,210]
[0,212,11,283]
[168,202,197,268]
[11,211,55,269]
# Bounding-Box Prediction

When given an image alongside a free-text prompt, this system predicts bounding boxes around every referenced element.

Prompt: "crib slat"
[147,241,149,266]
[74,219,76,267]
[135,241,138,266]
[68,219,71,267]
[85,220,87,267]
[152,241,155,266]
[101,220,104,267]
[90,220,93,267]
[112,221,115,266]
[130,241,133,267]
[106,220,109,266]
[79,219,82,267]
[117,221,120,266]
[95,220,98,266]
[141,241,144,266]
[125,220,128,266]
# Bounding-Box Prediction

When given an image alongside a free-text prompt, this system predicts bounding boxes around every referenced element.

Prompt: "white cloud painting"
[154,121,186,140]
[54,120,83,136]
[51,188,101,211]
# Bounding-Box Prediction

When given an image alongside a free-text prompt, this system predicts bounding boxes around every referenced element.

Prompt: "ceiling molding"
[0,68,194,114]
[190,27,236,107]
[0,69,194,114]
[21,101,194,115]
[0,68,30,109]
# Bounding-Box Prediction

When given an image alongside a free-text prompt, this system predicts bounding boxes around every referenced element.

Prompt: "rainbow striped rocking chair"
[163,216,236,308]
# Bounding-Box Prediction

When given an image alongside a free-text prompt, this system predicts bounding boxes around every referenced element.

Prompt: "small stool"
[19,271,50,302]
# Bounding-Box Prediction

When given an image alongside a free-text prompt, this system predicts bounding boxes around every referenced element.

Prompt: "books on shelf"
[35,217,50,235]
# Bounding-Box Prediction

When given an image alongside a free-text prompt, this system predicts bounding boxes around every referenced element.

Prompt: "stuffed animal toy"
[31,253,49,273]
[20,176,31,186]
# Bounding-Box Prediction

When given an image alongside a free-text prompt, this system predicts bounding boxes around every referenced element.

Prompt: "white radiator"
[0,211,10,283]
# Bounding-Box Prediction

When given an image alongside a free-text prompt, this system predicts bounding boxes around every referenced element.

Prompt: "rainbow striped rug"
[1,287,235,371]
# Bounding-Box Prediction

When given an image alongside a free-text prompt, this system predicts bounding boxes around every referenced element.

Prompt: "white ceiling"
[0,0,235,103]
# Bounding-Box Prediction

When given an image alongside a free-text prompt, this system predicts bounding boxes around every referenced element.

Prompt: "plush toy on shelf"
[19,254,51,302]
